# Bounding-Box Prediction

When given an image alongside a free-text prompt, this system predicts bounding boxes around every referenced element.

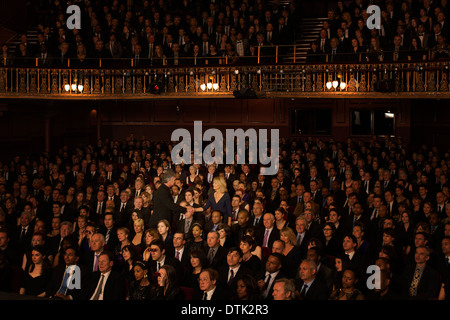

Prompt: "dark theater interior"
[0,0,449,305]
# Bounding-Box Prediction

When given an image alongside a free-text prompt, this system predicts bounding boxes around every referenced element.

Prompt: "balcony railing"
[1,55,450,99]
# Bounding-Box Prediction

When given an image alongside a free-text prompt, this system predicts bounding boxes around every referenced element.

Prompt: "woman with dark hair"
[151,264,184,300]
[397,210,415,250]
[127,261,151,300]
[329,268,364,300]
[408,37,427,61]
[142,228,161,262]
[186,222,207,252]
[239,235,261,277]
[320,222,341,257]
[245,227,262,260]
[352,222,372,258]
[183,249,207,288]
[274,207,289,230]
[234,274,262,300]
[19,245,52,297]
[217,223,234,249]
[331,254,353,291]
[120,244,142,284]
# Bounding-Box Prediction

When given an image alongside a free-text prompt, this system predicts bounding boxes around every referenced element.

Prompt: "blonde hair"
[134,218,144,227]
[280,227,297,246]
[213,176,228,193]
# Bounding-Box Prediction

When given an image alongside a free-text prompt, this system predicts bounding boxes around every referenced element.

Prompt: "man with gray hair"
[273,278,296,300]
[149,169,194,228]
[295,259,330,300]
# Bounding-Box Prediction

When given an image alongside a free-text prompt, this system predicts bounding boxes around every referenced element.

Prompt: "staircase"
[7,29,40,54]
[283,17,327,64]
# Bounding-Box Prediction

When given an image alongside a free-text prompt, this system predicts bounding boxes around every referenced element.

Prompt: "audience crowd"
[1,0,301,68]
[0,134,449,300]
[306,0,450,62]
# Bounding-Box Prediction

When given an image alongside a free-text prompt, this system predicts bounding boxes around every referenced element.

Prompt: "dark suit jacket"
[256,270,287,300]
[147,255,183,284]
[255,227,280,249]
[217,265,251,296]
[79,269,126,300]
[150,184,187,228]
[98,226,120,252]
[296,277,331,300]
[402,263,441,300]
[192,284,231,300]
[316,263,335,292]
[46,264,89,299]
[204,245,227,270]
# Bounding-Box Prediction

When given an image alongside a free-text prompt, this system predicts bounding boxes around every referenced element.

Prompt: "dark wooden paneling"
[181,100,211,123]
[124,102,151,122]
[153,100,179,122]
[247,99,275,123]
[100,101,124,122]
[215,99,243,123]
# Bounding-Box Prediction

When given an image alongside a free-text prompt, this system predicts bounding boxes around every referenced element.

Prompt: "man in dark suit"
[175,205,196,240]
[79,251,126,300]
[98,213,119,252]
[317,29,331,54]
[149,169,194,228]
[256,253,286,300]
[218,247,251,296]
[115,190,133,228]
[81,233,105,273]
[295,259,331,300]
[402,245,441,300]
[256,213,280,249]
[204,231,227,270]
[327,37,346,62]
[204,210,224,234]
[146,239,183,285]
[294,216,310,260]
[172,232,191,278]
[46,246,89,300]
[385,36,408,62]
[193,268,230,300]
[14,212,34,254]
[231,209,251,245]
[307,247,335,292]
[341,234,368,281]
[250,201,265,230]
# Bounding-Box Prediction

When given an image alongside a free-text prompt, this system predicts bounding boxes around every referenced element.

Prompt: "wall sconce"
[64,80,84,93]
[326,80,346,91]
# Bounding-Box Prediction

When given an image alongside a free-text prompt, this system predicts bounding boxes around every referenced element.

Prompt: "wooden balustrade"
[0,62,450,99]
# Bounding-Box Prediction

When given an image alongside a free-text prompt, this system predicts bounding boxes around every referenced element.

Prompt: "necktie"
[203,291,208,300]
[121,203,125,212]
[97,202,102,214]
[93,254,99,272]
[409,268,421,297]
[175,250,180,261]
[263,229,270,247]
[300,284,308,297]
[254,217,259,226]
[92,275,104,300]
[228,269,234,286]
[20,228,26,242]
[297,233,302,246]
[207,248,215,264]
[157,262,161,271]
[262,274,271,297]
[57,268,72,295]
[105,230,111,243]
[185,220,191,234]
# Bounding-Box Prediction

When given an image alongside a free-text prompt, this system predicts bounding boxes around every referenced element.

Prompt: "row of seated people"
[2,0,300,68]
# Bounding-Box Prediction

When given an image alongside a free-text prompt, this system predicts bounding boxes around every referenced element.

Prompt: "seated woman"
[280,227,301,267]
[182,249,207,288]
[127,261,151,300]
[244,227,262,260]
[186,222,207,252]
[19,245,52,297]
[157,219,174,255]
[217,223,234,249]
[320,222,341,258]
[150,264,184,300]
[142,228,161,262]
[115,227,132,262]
[329,268,365,300]
[233,274,262,300]
[119,244,142,285]
[239,235,262,278]
[131,218,145,251]
[274,207,289,230]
